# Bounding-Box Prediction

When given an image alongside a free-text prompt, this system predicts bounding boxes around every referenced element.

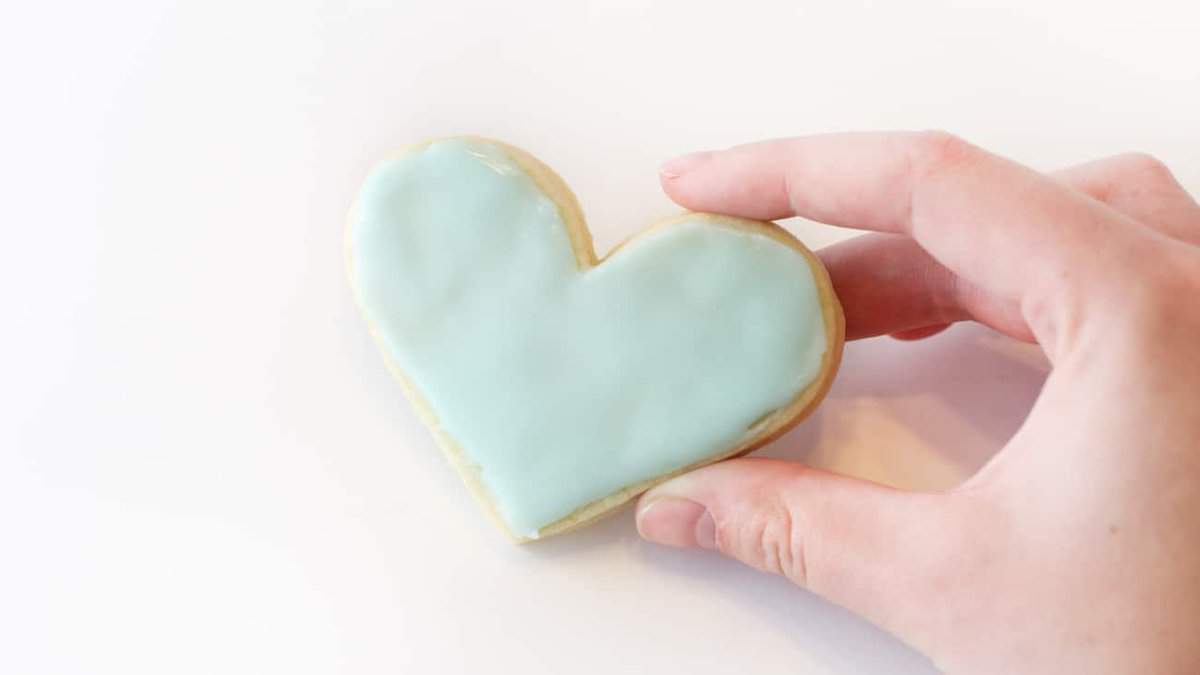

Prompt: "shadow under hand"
[530,323,1046,559]
[519,501,639,561]
[635,542,938,674]
[625,326,1047,673]
[760,322,1049,491]
[526,324,1044,673]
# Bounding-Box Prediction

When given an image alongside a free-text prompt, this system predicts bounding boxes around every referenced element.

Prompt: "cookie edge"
[345,136,846,543]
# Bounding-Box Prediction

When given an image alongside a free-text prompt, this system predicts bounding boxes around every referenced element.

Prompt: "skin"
[635,132,1200,673]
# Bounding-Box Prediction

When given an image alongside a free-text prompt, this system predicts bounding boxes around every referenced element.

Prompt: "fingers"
[1053,153,1200,246]
[661,131,1149,351]
[818,233,1032,342]
[810,154,1197,342]
[636,457,940,632]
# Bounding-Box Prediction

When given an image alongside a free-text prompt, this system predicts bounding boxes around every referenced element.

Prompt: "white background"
[3,1,1197,673]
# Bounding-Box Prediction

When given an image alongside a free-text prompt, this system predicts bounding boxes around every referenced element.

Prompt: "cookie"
[347,137,844,542]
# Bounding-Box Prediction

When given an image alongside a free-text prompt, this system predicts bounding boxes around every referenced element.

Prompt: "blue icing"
[351,138,829,537]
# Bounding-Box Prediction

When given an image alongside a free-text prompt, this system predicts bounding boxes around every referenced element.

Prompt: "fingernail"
[637,497,716,550]
[660,151,712,179]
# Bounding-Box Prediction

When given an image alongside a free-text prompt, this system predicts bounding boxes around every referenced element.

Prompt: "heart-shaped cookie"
[347,138,843,541]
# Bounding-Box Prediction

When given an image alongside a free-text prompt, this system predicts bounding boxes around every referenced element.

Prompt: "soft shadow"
[527,323,1048,558]
[759,323,1049,490]
[522,327,1052,672]
[634,541,938,674]
[831,323,1049,441]
[517,502,640,561]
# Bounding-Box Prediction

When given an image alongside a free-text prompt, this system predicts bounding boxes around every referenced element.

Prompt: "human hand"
[635,132,1200,673]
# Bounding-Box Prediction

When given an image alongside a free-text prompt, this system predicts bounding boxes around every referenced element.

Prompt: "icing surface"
[351,138,829,537]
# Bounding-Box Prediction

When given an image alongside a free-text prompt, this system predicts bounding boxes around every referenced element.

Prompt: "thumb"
[636,457,943,629]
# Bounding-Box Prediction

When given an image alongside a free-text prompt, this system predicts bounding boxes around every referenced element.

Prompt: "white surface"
[2,1,1197,673]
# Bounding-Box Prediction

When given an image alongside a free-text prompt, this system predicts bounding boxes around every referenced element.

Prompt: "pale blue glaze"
[351,139,829,537]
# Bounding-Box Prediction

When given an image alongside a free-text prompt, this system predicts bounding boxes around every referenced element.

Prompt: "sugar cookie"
[347,137,844,541]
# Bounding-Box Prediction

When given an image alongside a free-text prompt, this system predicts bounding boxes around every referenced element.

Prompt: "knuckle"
[733,497,808,585]
[902,130,981,236]
[912,129,978,171]
[1113,152,1178,188]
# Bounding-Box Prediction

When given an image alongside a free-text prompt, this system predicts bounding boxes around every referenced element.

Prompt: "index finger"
[660,132,1151,350]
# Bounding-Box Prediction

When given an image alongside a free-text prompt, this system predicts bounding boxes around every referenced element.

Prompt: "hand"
[635,132,1200,673]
